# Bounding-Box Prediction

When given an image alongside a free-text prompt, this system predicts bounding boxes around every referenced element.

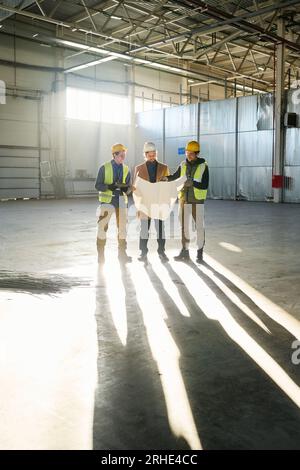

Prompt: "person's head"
[111,143,127,165]
[185,140,200,162]
[143,142,157,162]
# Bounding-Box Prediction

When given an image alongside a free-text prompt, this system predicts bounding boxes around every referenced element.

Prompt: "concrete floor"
[0,197,300,449]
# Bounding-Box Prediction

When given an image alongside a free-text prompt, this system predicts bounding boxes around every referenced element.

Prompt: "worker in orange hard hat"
[95,143,132,264]
[161,140,209,263]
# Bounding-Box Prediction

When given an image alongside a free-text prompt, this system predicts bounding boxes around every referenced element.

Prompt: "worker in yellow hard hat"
[161,140,209,263]
[95,143,132,264]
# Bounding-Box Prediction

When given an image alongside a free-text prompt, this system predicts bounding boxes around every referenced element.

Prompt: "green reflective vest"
[180,161,208,201]
[98,161,129,204]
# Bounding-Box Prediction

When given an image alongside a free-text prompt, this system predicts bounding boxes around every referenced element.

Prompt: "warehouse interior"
[0,0,300,450]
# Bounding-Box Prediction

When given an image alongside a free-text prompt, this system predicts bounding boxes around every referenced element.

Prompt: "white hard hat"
[143,142,157,153]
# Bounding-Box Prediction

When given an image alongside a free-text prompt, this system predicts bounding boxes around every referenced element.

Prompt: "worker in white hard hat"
[133,141,170,262]
[95,143,132,264]
[161,140,209,263]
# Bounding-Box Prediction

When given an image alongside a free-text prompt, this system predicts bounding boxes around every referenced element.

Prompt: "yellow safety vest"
[98,161,129,204]
[179,161,208,201]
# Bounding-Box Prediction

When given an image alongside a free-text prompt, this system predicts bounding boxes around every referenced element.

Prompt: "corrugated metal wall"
[136,91,299,203]
[237,94,273,201]
[200,99,236,199]
[165,104,198,172]
[284,89,300,203]
[0,95,41,199]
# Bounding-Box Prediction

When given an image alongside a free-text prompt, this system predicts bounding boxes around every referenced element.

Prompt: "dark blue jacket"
[95,159,131,207]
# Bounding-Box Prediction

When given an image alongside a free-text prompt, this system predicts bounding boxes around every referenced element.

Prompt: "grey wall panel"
[0,157,38,167]
[284,91,300,202]
[256,93,274,130]
[68,180,98,195]
[135,109,164,140]
[0,189,39,199]
[0,96,38,151]
[0,97,38,122]
[238,130,273,200]
[0,178,39,189]
[200,99,236,135]
[165,135,197,172]
[238,130,273,167]
[238,166,272,201]
[0,121,38,147]
[208,167,235,199]
[238,95,257,132]
[284,166,300,202]
[0,148,38,157]
[0,168,39,178]
[40,180,54,196]
[285,128,300,165]
[165,104,197,137]
[200,133,236,167]
[0,145,40,199]
[286,88,300,118]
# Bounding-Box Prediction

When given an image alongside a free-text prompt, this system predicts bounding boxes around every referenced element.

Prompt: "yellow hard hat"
[185,140,200,153]
[111,143,127,154]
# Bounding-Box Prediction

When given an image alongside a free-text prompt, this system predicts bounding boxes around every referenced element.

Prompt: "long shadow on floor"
[189,260,300,384]
[143,260,300,450]
[92,263,190,450]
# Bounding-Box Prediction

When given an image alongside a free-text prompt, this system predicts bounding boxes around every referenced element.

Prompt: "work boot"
[196,248,203,264]
[138,252,148,263]
[174,248,190,262]
[158,251,169,262]
[118,250,132,263]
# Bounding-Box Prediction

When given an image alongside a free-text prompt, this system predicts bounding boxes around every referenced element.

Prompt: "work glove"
[125,186,133,195]
[107,184,118,191]
[184,178,193,188]
[115,182,128,189]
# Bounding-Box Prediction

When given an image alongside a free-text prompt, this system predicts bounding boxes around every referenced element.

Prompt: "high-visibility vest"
[179,161,208,201]
[98,161,129,204]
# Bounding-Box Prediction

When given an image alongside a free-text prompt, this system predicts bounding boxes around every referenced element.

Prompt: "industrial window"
[66,87,130,125]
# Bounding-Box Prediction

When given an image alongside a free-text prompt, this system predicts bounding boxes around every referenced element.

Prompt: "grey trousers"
[178,200,205,250]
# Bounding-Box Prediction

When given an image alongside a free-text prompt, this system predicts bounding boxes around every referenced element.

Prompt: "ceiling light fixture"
[64,56,116,73]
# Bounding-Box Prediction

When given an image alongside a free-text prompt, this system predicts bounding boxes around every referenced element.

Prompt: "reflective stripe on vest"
[180,161,207,201]
[98,162,129,203]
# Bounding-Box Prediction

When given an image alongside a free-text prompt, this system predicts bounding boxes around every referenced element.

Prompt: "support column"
[50,50,66,198]
[274,14,285,203]
[129,64,136,167]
